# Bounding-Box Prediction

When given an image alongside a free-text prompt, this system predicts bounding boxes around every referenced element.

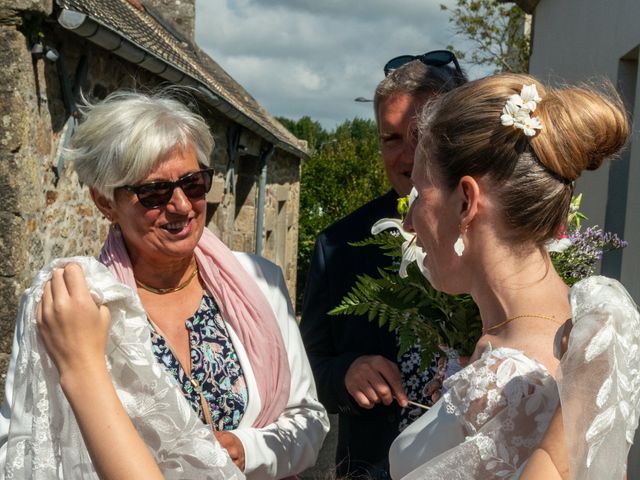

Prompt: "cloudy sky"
[195,0,487,129]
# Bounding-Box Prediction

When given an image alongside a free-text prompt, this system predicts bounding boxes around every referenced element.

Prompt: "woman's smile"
[160,217,194,236]
[103,143,207,267]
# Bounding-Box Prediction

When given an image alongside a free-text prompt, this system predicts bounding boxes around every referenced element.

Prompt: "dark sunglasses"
[119,168,214,209]
[384,50,462,77]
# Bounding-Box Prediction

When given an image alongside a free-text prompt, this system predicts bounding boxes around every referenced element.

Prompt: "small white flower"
[500,98,521,126]
[500,113,514,127]
[516,114,543,137]
[520,84,542,111]
[501,84,543,137]
[407,376,419,388]
[401,362,413,373]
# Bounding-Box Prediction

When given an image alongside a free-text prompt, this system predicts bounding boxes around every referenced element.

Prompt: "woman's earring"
[453,234,465,256]
[453,225,468,257]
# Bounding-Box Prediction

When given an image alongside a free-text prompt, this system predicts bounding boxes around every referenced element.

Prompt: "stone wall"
[203,107,301,299]
[0,3,301,401]
[0,1,67,400]
[263,154,300,297]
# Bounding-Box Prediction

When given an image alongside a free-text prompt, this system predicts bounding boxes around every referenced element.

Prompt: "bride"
[389,74,640,479]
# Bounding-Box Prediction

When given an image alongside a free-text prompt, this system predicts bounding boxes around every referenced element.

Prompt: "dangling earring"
[453,225,468,257]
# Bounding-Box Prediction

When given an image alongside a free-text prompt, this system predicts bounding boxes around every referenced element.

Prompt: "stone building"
[0,0,307,400]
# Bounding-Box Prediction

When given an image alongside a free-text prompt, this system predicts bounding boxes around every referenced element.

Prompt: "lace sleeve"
[3,257,243,480]
[559,276,640,480]
[401,348,558,480]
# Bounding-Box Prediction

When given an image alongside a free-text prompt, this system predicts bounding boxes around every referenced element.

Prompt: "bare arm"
[37,264,163,480]
[519,407,568,480]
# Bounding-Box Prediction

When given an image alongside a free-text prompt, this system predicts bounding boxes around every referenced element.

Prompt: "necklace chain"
[483,313,558,335]
[145,310,216,430]
[136,265,199,294]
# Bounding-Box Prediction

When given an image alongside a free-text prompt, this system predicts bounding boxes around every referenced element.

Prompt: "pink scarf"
[99,226,291,428]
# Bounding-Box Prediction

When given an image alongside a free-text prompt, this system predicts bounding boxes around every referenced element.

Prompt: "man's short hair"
[373,60,467,126]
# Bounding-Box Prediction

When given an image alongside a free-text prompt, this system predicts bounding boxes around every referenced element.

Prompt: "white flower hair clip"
[500,84,543,137]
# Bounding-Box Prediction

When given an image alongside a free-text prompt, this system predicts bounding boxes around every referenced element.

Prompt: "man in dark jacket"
[300,53,466,479]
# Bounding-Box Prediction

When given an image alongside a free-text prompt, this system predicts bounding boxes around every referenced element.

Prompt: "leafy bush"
[278,116,389,310]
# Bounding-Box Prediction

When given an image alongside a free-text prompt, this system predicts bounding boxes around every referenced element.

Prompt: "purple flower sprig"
[551,225,627,286]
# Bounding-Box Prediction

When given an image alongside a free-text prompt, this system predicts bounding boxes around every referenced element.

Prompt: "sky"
[194,0,487,130]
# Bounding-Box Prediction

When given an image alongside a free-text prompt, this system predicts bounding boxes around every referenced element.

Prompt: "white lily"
[371,188,430,279]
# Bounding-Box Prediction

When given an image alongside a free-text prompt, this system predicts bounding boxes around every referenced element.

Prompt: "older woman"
[0,91,328,479]
[388,74,639,479]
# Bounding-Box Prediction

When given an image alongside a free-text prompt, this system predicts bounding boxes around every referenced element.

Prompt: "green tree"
[280,117,389,310]
[441,0,530,73]
[277,116,329,151]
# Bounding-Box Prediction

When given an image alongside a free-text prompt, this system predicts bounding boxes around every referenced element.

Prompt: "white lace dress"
[1,255,329,479]
[1,257,243,480]
[389,276,640,480]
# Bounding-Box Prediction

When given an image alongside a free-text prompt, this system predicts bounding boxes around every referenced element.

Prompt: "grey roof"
[55,0,308,158]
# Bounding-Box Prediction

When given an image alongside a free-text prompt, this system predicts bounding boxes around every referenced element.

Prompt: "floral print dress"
[150,293,248,431]
[396,337,439,432]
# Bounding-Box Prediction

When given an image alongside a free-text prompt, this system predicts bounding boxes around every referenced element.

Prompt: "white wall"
[528,2,640,477]
[529,0,640,303]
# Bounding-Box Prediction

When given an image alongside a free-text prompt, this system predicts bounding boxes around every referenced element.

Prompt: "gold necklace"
[483,313,558,335]
[136,265,199,294]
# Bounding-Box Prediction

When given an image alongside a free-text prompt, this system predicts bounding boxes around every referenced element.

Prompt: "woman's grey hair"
[373,59,467,126]
[66,90,214,200]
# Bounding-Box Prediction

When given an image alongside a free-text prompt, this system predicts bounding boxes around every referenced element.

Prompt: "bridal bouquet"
[330,193,627,368]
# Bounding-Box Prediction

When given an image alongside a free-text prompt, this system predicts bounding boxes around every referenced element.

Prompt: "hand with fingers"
[345,354,408,409]
[215,431,246,471]
[36,263,112,383]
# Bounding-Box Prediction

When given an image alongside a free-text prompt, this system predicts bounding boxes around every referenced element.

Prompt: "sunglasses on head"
[384,50,462,77]
[119,168,214,209]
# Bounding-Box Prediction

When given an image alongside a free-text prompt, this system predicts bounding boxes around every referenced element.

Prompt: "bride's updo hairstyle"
[417,73,629,246]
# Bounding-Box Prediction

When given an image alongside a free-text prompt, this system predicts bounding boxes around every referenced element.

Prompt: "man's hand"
[215,431,245,471]
[345,355,408,409]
